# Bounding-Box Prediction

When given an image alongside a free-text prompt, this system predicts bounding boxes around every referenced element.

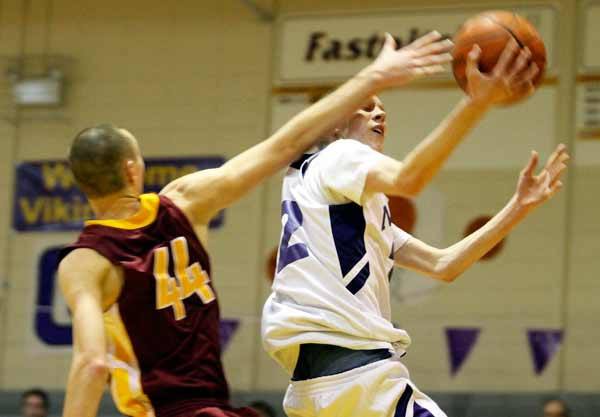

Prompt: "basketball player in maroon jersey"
[56,33,539,417]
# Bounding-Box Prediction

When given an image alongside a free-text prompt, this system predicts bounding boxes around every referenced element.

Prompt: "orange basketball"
[452,10,547,105]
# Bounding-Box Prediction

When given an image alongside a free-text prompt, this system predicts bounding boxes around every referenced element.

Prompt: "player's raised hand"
[366,31,453,88]
[466,38,540,105]
[515,144,569,209]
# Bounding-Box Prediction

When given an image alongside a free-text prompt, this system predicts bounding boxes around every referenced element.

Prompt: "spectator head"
[21,389,49,417]
[543,399,570,417]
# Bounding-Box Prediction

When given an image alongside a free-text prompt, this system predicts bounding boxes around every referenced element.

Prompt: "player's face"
[345,96,386,152]
[120,129,145,194]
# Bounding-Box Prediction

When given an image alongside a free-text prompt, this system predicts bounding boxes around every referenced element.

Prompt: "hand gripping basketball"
[465,39,540,106]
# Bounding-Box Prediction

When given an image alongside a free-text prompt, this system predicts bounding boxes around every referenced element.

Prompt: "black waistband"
[292,344,392,381]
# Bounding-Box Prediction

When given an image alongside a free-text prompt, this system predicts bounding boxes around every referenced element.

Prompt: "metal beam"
[239,0,274,22]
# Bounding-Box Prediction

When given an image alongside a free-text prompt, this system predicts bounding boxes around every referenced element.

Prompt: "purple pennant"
[219,319,240,352]
[527,329,563,375]
[445,327,481,376]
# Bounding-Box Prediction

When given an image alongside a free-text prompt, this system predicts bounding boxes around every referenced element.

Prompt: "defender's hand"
[515,144,569,209]
[466,38,539,106]
[366,31,453,89]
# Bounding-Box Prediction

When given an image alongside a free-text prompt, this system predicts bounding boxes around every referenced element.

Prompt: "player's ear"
[124,159,139,187]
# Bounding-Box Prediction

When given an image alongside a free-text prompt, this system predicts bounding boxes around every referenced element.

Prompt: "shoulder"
[311,139,369,170]
[322,139,369,154]
[59,248,113,283]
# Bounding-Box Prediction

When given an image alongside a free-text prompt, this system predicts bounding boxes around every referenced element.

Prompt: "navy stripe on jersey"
[290,153,314,170]
[394,384,413,417]
[301,153,320,177]
[346,262,370,294]
[413,402,435,417]
[329,202,368,293]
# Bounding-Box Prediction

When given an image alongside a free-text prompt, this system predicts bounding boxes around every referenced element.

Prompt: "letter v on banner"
[527,329,563,375]
[445,327,481,377]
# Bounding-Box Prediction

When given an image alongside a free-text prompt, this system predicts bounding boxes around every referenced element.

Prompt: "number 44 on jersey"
[153,236,215,320]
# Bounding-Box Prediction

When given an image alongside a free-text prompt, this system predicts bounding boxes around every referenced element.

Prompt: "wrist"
[356,65,389,92]
[508,193,534,217]
[462,95,493,112]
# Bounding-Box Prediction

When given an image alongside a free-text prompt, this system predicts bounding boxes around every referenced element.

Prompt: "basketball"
[452,11,547,104]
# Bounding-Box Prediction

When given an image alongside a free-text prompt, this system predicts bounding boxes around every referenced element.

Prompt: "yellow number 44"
[153,236,216,320]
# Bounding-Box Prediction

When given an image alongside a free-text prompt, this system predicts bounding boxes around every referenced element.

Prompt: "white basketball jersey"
[262,139,413,375]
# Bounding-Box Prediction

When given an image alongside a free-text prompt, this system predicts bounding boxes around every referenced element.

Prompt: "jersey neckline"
[84,193,160,230]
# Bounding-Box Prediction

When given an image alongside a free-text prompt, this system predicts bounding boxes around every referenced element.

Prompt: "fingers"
[546,180,564,199]
[412,38,454,57]
[382,32,397,52]
[412,53,453,67]
[549,164,568,188]
[538,144,570,190]
[411,65,447,77]
[513,62,539,86]
[545,143,568,167]
[493,38,520,77]
[408,30,443,49]
[466,44,482,78]
[548,155,570,187]
[539,170,551,188]
[522,150,539,177]
[506,47,531,80]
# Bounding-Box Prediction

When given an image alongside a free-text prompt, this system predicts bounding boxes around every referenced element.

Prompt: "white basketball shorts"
[282,357,447,417]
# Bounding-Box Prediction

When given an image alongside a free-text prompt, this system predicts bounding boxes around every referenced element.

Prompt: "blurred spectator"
[249,400,277,417]
[21,388,49,417]
[543,399,570,417]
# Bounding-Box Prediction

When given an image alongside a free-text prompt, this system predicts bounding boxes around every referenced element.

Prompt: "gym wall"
[0,0,597,409]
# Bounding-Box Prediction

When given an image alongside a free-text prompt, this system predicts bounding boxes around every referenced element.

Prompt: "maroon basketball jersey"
[61,193,232,417]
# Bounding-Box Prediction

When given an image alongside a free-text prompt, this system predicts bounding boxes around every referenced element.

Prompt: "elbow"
[74,352,110,380]
[394,173,426,199]
[433,256,462,283]
[438,269,461,283]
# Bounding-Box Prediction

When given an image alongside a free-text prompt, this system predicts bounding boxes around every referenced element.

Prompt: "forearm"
[204,69,384,211]
[399,97,490,194]
[439,194,530,281]
[59,262,111,417]
[63,353,109,417]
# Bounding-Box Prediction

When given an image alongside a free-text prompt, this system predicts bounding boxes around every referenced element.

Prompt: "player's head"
[333,95,386,152]
[69,124,145,199]
[21,388,49,417]
[542,399,570,417]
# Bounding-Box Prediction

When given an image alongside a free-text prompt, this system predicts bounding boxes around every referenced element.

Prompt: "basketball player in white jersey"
[262,37,569,417]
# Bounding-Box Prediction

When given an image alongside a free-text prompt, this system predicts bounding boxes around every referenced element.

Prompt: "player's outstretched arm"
[161,32,453,225]
[58,249,113,417]
[365,38,540,198]
[393,144,569,282]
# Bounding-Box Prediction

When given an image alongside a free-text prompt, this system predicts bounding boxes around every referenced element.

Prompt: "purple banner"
[14,156,225,232]
[445,327,481,376]
[527,329,563,375]
[219,319,240,351]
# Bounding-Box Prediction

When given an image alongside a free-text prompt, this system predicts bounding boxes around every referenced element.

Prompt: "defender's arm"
[59,249,112,417]
[393,145,568,282]
[161,32,453,224]
[365,39,540,198]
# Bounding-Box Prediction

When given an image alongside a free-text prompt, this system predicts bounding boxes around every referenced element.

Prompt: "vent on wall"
[0,54,73,123]
[578,82,600,140]
[8,69,63,107]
